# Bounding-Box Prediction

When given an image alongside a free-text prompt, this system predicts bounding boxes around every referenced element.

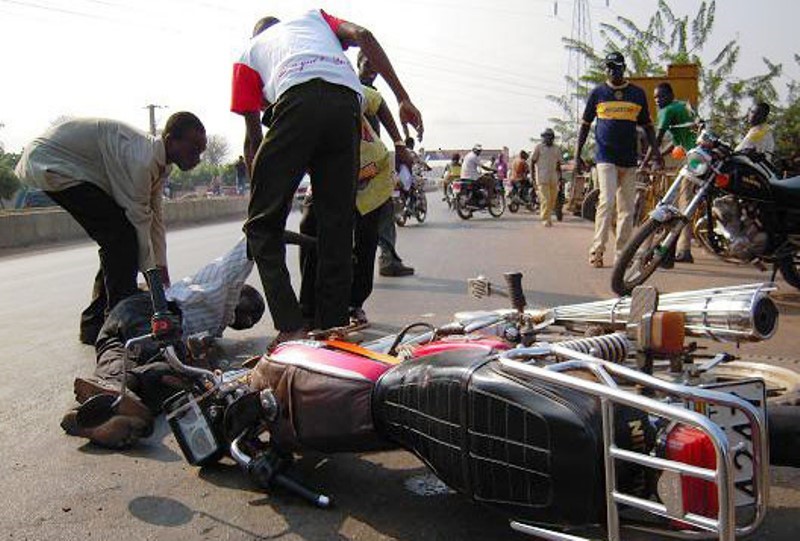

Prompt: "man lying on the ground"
[60,238,265,449]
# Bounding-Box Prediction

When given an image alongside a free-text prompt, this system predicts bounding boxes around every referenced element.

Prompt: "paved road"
[1,198,799,540]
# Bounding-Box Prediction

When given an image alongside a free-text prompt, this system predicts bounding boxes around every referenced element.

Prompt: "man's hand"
[574,156,586,176]
[398,99,423,141]
[395,144,414,171]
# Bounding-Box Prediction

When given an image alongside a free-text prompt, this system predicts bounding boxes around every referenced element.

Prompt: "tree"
[549,1,784,146]
[0,151,21,208]
[203,134,230,166]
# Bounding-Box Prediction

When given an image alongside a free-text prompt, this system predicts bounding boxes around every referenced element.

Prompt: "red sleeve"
[230,63,264,114]
[320,9,347,33]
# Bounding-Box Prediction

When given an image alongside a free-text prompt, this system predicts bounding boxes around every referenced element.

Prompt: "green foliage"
[774,99,800,175]
[548,1,790,150]
[0,151,21,204]
[166,133,234,194]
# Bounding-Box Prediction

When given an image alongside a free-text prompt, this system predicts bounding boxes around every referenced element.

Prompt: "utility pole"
[144,104,167,136]
[565,0,594,126]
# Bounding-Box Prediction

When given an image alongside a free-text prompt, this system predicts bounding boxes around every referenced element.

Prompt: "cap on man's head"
[605,51,625,67]
[473,143,483,151]
[541,128,555,137]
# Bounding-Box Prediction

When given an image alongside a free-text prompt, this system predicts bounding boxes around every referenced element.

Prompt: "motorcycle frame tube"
[498,345,768,541]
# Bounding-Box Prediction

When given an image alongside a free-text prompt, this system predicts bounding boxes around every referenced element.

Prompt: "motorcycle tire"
[455,193,472,220]
[700,360,800,406]
[508,201,520,213]
[778,252,800,290]
[488,192,505,218]
[581,188,599,222]
[611,216,682,296]
[415,192,427,223]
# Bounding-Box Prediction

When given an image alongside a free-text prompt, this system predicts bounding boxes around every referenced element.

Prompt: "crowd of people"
[10,10,780,449]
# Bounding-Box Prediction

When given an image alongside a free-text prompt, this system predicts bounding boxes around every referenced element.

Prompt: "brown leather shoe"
[73,377,152,423]
[60,409,151,449]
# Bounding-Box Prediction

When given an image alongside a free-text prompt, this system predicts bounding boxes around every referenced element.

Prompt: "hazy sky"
[0,0,797,159]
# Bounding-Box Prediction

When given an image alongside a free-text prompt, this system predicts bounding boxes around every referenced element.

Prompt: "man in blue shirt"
[575,52,662,268]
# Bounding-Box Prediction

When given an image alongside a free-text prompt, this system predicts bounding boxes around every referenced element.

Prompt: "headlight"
[685,148,711,176]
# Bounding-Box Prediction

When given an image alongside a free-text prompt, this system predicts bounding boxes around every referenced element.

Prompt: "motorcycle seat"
[769,175,800,206]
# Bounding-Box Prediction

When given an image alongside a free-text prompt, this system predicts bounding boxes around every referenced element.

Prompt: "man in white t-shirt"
[231,9,423,348]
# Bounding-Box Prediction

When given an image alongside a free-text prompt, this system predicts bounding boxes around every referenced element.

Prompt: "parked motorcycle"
[507,179,537,213]
[394,178,427,226]
[75,266,800,541]
[453,172,506,220]
[612,126,800,295]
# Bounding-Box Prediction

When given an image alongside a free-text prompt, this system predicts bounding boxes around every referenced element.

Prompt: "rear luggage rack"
[498,344,768,541]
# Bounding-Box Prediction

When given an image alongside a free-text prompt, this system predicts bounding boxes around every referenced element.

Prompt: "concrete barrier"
[0,197,248,250]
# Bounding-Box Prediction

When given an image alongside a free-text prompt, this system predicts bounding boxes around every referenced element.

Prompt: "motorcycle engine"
[712,195,769,260]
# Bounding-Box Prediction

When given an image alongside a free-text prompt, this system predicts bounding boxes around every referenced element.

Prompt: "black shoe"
[349,307,369,326]
[380,262,414,277]
[675,251,694,264]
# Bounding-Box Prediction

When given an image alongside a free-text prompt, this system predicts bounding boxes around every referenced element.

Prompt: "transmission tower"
[564,0,594,126]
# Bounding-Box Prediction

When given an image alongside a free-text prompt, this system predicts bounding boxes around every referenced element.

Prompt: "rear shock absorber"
[557,332,630,364]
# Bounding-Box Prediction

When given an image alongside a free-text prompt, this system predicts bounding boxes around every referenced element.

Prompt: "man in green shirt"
[642,82,697,264]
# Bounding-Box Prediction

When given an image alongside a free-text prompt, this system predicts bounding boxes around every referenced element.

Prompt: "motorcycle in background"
[452,172,506,220]
[507,179,537,213]
[393,177,427,226]
[612,125,800,295]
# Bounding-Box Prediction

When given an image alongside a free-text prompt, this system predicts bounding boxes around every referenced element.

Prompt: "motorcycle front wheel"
[508,201,520,213]
[488,192,505,218]
[611,217,681,296]
[415,191,427,223]
[455,193,472,220]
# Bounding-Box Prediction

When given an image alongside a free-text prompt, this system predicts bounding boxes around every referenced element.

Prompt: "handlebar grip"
[504,272,526,312]
[274,473,331,508]
[145,267,169,314]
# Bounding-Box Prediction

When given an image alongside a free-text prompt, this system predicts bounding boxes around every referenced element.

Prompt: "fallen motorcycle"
[78,270,799,541]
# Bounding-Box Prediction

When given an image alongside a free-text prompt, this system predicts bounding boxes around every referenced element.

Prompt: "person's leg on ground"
[614,166,637,260]
[589,163,618,266]
[377,198,413,276]
[675,175,694,262]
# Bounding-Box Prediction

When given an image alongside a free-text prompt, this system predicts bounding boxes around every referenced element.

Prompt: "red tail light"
[715,173,730,188]
[665,425,719,519]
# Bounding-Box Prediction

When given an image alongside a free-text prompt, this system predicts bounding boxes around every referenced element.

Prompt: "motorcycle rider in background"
[461,144,495,203]
[442,152,462,202]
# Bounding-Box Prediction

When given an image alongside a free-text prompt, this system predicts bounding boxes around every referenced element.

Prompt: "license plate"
[695,378,766,507]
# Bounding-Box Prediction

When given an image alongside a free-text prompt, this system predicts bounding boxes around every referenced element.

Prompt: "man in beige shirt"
[15,113,206,344]
[530,128,563,227]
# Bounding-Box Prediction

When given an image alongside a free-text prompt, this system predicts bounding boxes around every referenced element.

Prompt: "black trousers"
[46,182,140,339]
[377,197,403,266]
[299,198,382,321]
[244,79,360,331]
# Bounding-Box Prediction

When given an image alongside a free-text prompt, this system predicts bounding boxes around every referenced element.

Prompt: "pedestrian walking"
[530,128,563,227]
[575,51,661,268]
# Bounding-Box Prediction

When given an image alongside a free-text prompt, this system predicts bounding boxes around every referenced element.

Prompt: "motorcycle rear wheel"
[488,192,505,218]
[778,252,800,290]
[611,217,681,296]
[508,201,520,213]
[455,193,472,220]
[700,360,800,405]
